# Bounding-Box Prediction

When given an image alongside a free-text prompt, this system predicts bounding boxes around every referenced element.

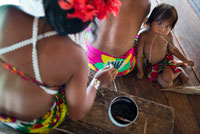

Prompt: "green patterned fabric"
[0,89,68,134]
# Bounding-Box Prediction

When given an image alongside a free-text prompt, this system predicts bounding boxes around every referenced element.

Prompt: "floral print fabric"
[147,53,181,82]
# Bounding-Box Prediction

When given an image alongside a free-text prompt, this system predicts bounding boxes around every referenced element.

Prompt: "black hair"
[146,3,178,29]
[42,0,97,36]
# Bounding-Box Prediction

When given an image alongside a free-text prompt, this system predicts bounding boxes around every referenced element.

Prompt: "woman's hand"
[94,65,117,86]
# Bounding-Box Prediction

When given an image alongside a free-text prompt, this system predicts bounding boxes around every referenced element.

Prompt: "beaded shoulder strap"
[0,17,59,95]
[0,22,57,55]
[32,17,59,95]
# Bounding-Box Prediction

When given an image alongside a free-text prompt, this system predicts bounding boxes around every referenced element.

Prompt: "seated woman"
[86,0,151,76]
[0,0,119,133]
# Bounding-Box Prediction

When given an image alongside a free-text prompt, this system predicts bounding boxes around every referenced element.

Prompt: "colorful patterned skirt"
[86,42,136,76]
[0,89,68,134]
[84,25,138,76]
[147,53,182,82]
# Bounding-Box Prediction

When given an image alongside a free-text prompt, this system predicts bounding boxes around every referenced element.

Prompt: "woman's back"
[0,5,82,121]
[0,1,119,133]
[91,0,151,57]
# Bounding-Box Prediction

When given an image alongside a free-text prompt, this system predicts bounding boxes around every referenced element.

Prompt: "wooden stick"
[113,80,118,91]
[115,116,132,123]
[161,86,200,95]
[115,116,138,125]
[143,112,148,134]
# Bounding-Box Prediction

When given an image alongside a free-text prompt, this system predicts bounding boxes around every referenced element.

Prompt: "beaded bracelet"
[90,78,101,90]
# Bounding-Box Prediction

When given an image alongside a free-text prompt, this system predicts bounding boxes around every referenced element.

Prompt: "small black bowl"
[108,96,138,127]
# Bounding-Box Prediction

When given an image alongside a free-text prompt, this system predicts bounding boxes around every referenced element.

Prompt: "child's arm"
[168,33,194,66]
[136,33,145,79]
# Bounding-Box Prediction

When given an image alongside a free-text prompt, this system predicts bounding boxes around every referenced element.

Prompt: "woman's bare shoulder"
[0,5,23,16]
[45,36,86,65]
[38,36,87,84]
[0,5,32,29]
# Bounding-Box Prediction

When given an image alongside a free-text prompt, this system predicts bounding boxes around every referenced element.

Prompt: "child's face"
[151,20,172,36]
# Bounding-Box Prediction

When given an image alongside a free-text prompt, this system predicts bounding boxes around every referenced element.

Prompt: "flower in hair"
[96,0,122,20]
[58,0,74,10]
[58,0,121,22]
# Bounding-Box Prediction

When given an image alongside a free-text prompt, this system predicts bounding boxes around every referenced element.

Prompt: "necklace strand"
[149,32,179,63]
[149,34,157,63]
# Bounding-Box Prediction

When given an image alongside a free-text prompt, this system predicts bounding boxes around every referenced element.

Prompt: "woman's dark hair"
[146,3,178,29]
[42,0,97,36]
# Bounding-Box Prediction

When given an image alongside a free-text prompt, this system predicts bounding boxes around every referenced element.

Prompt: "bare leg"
[158,66,178,88]
[178,67,189,83]
[158,74,172,88]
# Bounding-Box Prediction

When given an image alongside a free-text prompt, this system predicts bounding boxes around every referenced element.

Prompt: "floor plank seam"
[187,0,200,20]
[171,31,187,56]
[187,96,200,129]
[54,128,76,134]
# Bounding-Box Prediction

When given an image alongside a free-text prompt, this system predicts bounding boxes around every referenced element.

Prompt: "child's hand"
[136,72,144,79]
[174,60,187,68]
[185,60,194,67]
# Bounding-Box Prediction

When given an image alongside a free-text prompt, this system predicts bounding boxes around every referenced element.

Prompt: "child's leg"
[178,67,189,83]
[158,66,181,88]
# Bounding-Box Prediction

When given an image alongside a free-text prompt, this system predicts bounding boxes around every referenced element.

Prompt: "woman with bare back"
[136,3,194,88]
[0,0,119,133]
[86,0,151,76]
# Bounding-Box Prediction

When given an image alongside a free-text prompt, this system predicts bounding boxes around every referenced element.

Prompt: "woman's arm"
[65,49,116,120]
[136,33,145,79]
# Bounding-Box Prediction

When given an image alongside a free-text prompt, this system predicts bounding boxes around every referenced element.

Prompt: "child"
[136,3,194,88]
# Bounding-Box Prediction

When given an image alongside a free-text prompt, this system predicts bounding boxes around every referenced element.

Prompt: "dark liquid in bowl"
[111,98,137,124]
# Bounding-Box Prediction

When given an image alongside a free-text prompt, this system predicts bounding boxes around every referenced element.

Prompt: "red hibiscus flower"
[58,0,121,22]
